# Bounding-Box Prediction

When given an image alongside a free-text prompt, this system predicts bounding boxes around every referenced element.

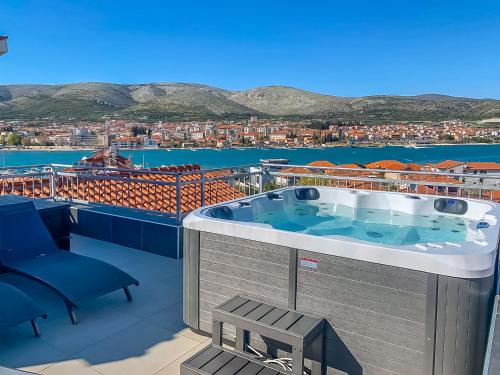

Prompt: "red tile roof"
[466,162,500,170]
[337,163,361,169]
[400,174,463,184]
[406,163,422,171]
[306,160,336,168]
[0,165,244,214]
[364,160,408,171]
[281,167,312,174]
[76,148,132,168]
[433,160,465,169]
[325,165,372,177]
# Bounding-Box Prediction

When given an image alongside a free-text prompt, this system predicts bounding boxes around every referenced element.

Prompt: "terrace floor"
[0,235,209,375]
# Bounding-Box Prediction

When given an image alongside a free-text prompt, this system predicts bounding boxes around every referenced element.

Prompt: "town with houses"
[0,116,499,149]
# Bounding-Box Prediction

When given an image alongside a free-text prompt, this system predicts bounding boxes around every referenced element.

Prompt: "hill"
[0,82,499,123]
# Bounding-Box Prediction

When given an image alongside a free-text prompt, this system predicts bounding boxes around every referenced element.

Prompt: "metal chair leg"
[65,302,78,325]
[30,320,41,337]
[124,286,132,302]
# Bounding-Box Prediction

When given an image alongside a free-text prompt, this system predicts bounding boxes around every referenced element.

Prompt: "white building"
[142,137,158,149]
[190,131,204,141]
[464,162,500,187]
[429,160,466,174]
[111,138,138,149]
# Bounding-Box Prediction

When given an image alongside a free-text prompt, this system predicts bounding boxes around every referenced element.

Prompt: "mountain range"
[0,82,499,123]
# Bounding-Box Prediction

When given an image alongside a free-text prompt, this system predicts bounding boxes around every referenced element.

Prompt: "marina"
[1,144,500,169]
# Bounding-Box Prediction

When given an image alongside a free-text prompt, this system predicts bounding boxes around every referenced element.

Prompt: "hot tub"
[183,187,500,375]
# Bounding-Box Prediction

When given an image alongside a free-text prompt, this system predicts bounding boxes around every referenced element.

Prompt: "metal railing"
[0,164,261,221]
[1,162,499,221]
[260,163,500,201]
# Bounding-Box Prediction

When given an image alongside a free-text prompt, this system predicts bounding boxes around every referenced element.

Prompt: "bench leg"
[292,345,304,375]
[65,302,78,325]
[313,331,326,375]
[235,328,247,351]
[124,287,132,302]
[212,320,223,346]
[30,320,41,337]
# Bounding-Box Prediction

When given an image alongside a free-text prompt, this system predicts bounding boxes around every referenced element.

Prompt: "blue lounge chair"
[0,202,139,324]
[0,281,47,336]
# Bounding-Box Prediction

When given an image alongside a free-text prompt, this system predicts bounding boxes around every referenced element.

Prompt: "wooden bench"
[181,295,324,375]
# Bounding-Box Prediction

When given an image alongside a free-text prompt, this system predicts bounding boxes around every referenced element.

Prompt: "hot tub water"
[254,202,473,245]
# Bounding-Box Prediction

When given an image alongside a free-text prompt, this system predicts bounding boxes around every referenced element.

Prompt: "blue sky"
[1,0,499,98]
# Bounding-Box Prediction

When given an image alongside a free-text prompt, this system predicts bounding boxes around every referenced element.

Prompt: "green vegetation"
[6,133,22,145]
[0,83,499,123]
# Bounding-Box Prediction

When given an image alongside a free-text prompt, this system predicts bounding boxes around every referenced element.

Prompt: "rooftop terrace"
[1,159,500,375]
[0,234,208,375]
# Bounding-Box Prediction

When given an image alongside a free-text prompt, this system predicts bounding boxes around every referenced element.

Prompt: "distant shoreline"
[1,143,498,169]
[0,147,95,152]
[0,142,499,152]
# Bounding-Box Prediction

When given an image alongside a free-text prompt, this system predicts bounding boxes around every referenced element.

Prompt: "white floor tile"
[37,304,139,355]
[144,302,208,343]
[154,341,210,375]
[0,235,199,375]
[0,328,66,373]
[76,322,200,375]
[41,359,102,375]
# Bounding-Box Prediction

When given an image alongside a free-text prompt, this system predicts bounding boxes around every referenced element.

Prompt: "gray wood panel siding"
[198,232,291,341]
[487,297,500,375]
[296,249,427,375]
[186,231,496,375]
[433,275,494,375]
[183,228,200,329]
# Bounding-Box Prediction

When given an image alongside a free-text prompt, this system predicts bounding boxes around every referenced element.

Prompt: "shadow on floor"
[0,235,205,375]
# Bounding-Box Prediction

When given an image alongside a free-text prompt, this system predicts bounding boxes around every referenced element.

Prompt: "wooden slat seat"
[211,295,324,375]
[180,344,285,375]
[213,295,323,348]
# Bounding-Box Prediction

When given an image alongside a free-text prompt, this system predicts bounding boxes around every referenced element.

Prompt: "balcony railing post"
[176,173,182,223]
[200,171,205,208]
[259,164,267,193]
[49,165,57,200]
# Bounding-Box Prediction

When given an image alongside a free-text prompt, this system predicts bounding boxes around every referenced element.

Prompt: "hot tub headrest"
[295,188,320,201]
[208,206,234,220]
[434,198,468,215]
[267,192,283,200]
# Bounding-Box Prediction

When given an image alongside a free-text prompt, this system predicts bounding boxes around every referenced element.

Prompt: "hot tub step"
[180,344,287,375]
[212,295,325,375]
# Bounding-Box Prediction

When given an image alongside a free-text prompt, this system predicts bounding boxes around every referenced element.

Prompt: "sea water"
[1,144,500,168]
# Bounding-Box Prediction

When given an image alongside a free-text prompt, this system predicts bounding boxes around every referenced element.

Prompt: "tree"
[7,133,22,146]
[131,126,147,137]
